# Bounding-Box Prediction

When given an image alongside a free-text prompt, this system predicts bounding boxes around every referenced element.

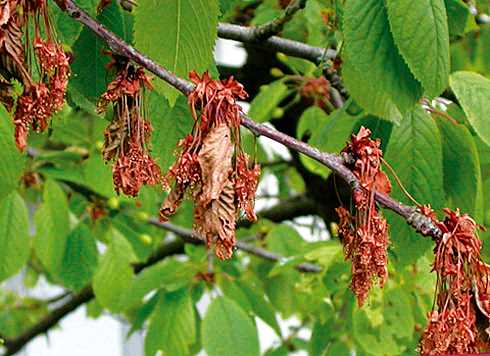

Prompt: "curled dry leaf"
[197,124,233,206]
[195,178,237,260]
[160,71,260,259]
[336,126,391,306]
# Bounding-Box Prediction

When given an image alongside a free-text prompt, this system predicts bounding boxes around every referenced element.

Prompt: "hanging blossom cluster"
[0,0,70,151]
[336,127,392,306]
[97,60,162,197]
[160,71,260,260]
[418,207,490,355]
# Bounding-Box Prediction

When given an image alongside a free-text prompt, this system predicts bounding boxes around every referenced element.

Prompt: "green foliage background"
[0,0,490,355]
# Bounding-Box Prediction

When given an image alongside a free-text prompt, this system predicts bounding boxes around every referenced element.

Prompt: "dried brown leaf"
[194,178,236,260]
[160,186,185,222]
[197,124,233,206]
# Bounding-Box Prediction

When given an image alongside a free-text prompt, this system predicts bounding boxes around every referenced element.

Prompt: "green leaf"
[352,307,402,355]
[297,106,335,178]
[236,281,281,336]
[120,259,198,311]
[265,269,299,317]
[386,0,450,96]
[0,106,24,201]
[385,107,444,265]
[248,80,289,123]
[220,279,281,336]
[0,192,30,282]
[383,288,414,340]
[151,94,194,172]
[450,71,490,146]
[144,288,195,356]
[304,243,341,268]
[59,223,98,291]
[69,2,132,109]
[83,150,116,197]
[267,224,307,256]
[343,0,422,120]
[202,296,260,356]
[436,118,484,220]
[93,230,136,312]
[445,0,474,37]
[134,0,219,104]
[34,180,71,277]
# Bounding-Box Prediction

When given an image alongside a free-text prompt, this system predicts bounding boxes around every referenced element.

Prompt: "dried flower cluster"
[419,207,490,355]
[0,0,70,151]
[336,127,392,306]
[160,71,260,260]
[97,61,161,197]
[299,76,330,110]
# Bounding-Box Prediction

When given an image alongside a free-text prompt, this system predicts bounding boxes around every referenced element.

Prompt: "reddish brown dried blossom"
[336,127,391,306]
[235,153,260,221]
[299,76,331,110]
[98,61,161,197]
[13,83,51,150]
[112,137,162,197]
[0,0,70,150]
[419,208,490,356]
[160,71,260,260]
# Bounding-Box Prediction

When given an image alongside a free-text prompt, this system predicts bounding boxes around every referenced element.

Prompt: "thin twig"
[148,218,322,273]
[251,0,308,40]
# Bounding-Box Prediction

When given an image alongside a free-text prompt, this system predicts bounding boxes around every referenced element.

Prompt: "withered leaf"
[197,124,233,206]
[194,178,236,260]
[374,170,391,195]
[160,186,185,222]
[103,118,127,161]
[0,1,10,26]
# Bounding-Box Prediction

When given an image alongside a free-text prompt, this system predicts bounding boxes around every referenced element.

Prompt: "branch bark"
[217,23,336,64]
[147,219,322,273]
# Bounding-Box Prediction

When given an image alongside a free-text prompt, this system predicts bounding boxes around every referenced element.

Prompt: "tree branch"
[249,0,308,40]
[54,1,442,239]
[3,286,94,356]
[217,22,336,64]
[147,219,322,273]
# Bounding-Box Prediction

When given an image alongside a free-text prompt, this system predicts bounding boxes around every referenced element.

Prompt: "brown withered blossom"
[419,208,490,356]
[299,76,331,110]
[160,71,260,260]
[0,0,70,150]
[336,127,391,306]
[98,61,161,197]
